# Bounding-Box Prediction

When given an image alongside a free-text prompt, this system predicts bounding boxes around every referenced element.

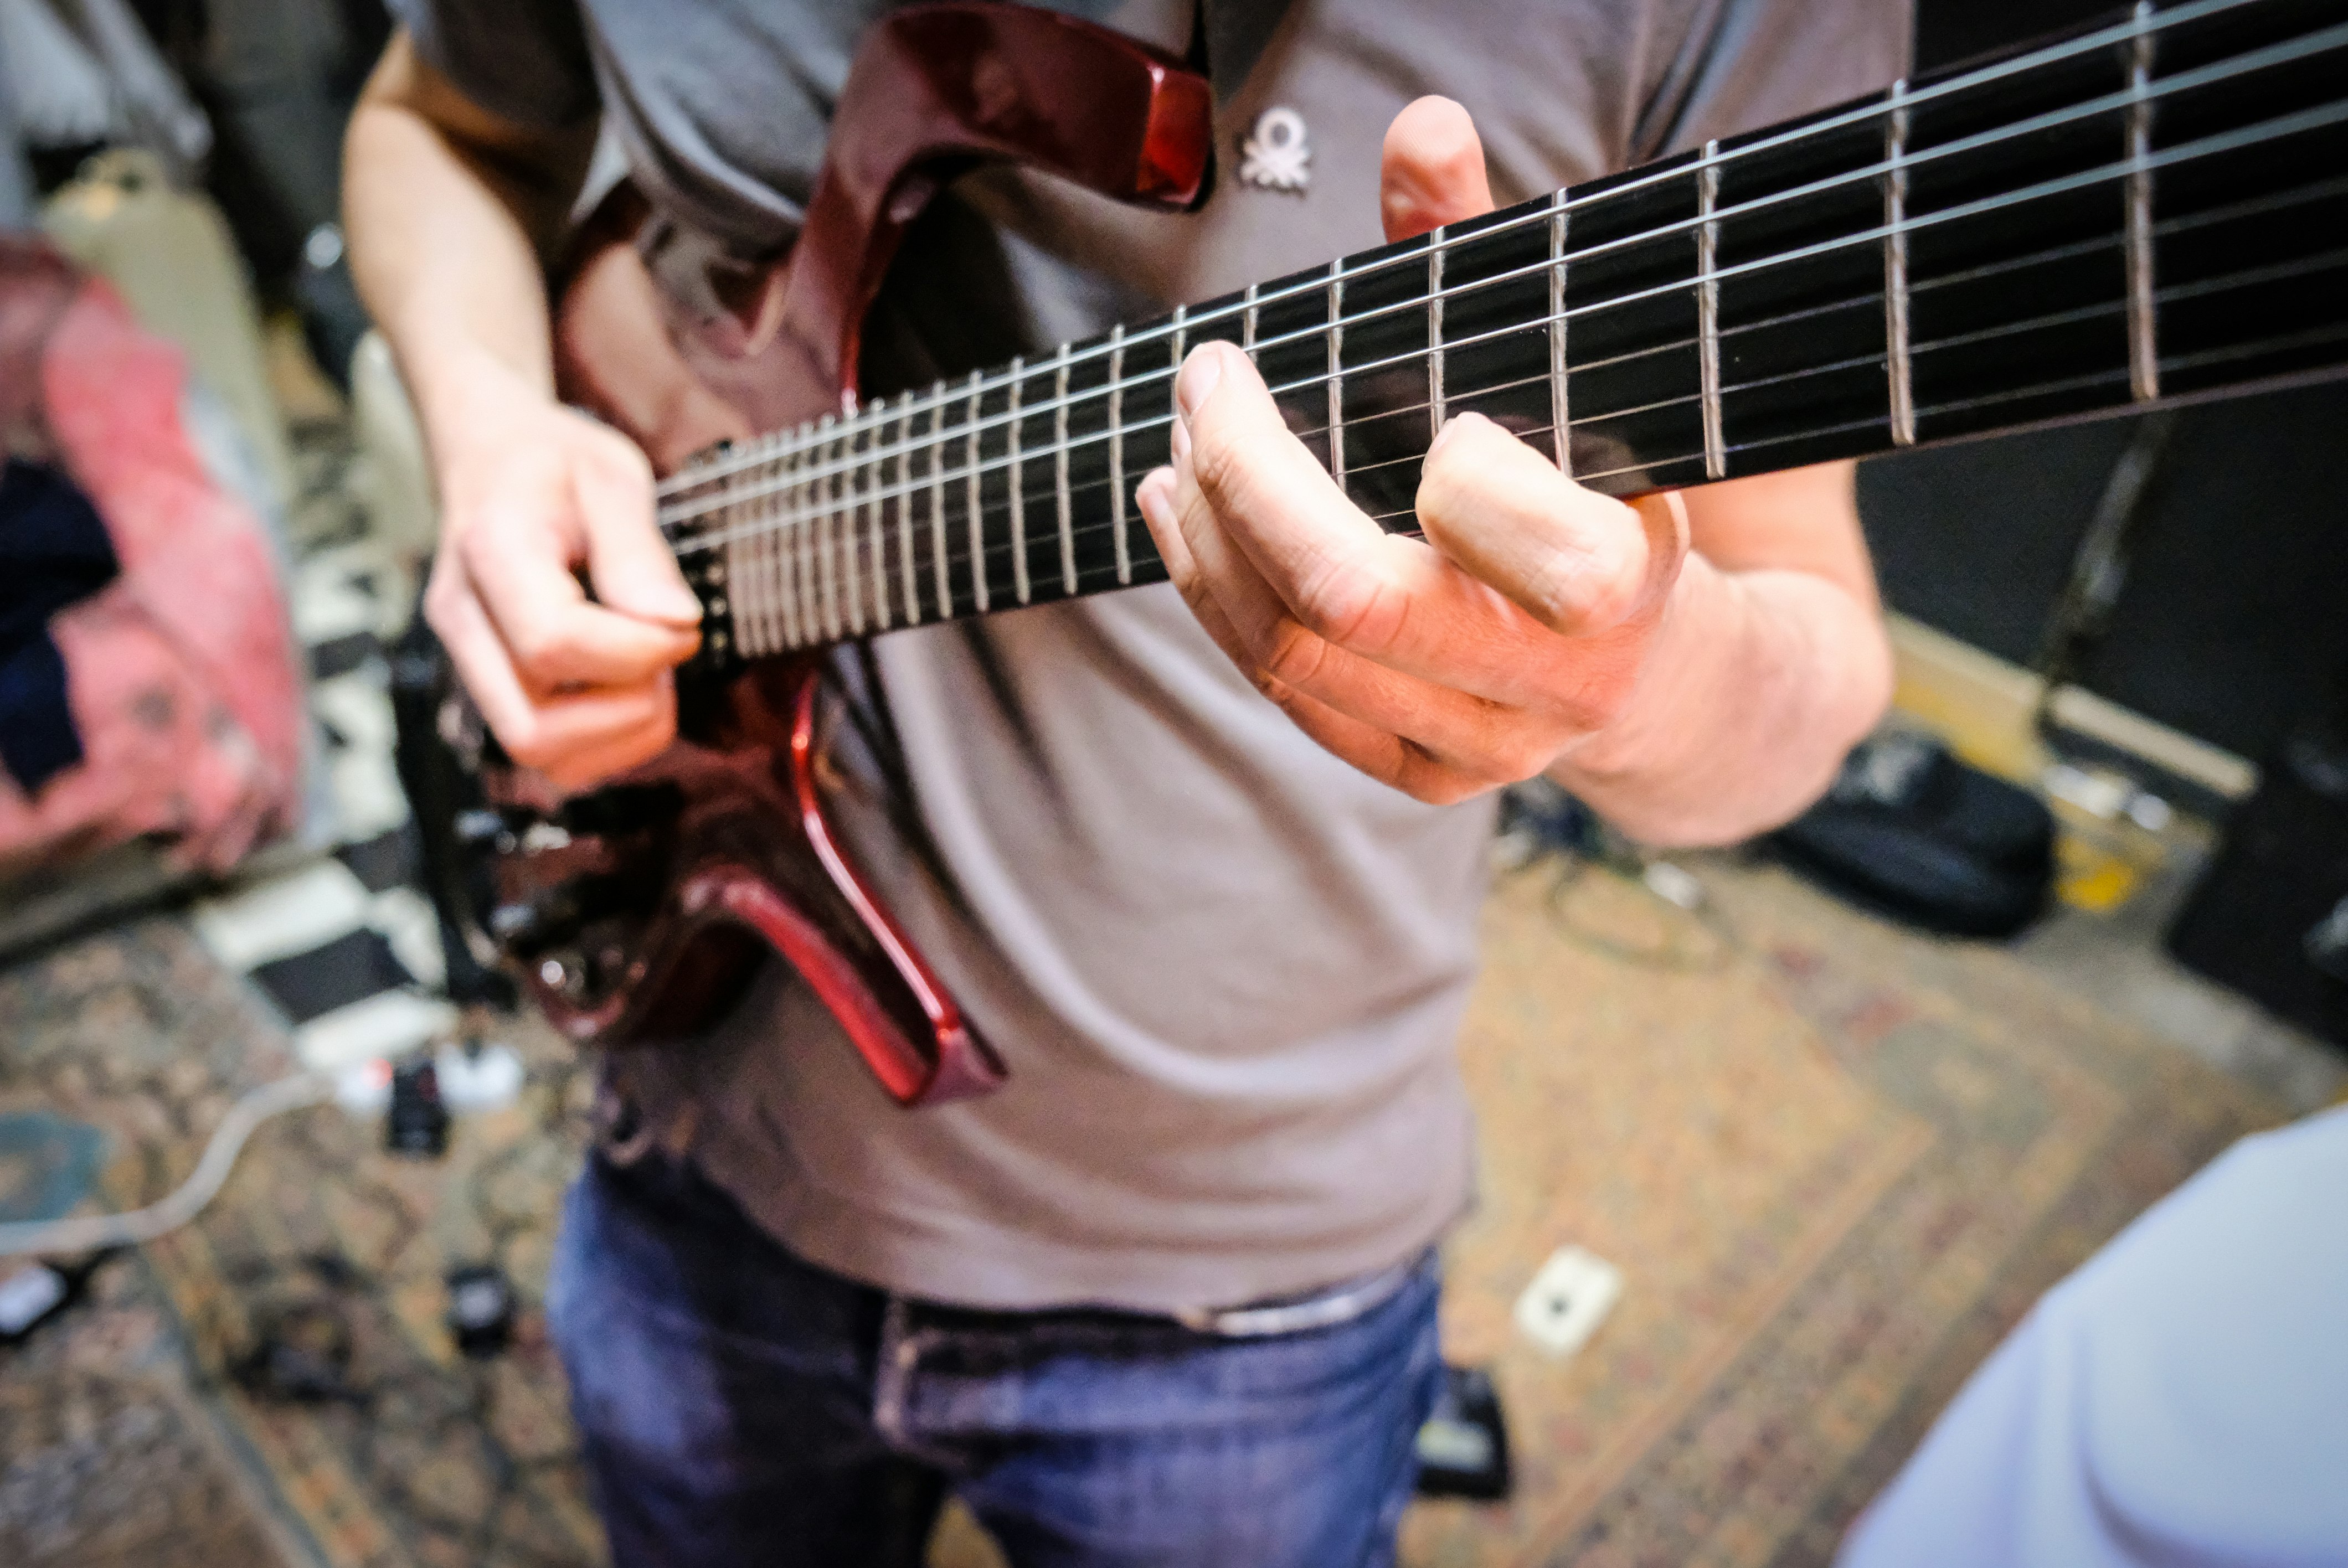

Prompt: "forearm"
[1551,555,1892,847]
[343,33,589,466]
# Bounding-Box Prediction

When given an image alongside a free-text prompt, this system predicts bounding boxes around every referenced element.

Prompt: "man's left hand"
[1136,96,1692,805]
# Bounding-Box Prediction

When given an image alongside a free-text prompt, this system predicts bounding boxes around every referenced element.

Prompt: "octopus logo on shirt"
[1239,106,1312,192]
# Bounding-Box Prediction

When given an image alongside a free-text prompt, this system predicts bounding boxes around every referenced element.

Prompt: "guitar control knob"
[557,783,686,837]
[491,896,575,956]
[488,874,632,958]
[452,808,511,849]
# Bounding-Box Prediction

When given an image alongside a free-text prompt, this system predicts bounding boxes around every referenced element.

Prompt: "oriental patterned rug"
[0,857,2282,1568]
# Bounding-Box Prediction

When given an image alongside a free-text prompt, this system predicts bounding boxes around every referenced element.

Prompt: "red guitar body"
[460,4,1212,1105]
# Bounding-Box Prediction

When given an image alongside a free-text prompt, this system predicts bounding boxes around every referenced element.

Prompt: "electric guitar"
[408,0,2347,1106]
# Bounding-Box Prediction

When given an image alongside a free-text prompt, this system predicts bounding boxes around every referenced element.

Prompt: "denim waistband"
[590,1130,1436,1343]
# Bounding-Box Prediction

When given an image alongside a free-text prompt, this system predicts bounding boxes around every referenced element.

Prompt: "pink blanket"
[1,241,303,877]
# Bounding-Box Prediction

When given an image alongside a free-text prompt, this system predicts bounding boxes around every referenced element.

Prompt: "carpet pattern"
[0,920,598,1567]
[1404,858,2279,1567]
[0,856,2285,1567]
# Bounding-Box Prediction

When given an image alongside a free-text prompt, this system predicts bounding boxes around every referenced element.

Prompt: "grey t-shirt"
[396,0,1909,1312]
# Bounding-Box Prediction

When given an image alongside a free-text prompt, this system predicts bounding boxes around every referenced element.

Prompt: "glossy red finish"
[514,4,1212,1105]
[784,670,1005,1103]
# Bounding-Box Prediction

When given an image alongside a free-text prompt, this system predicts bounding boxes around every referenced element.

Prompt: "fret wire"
[782,441,803,642]
[822,423,844,639]
[723,513,750,656]
[868,409,889,630]
[733,463,754,653]
[1884,80,1917,446]
[661,0,2272,501]
[868,398,892,632]
[964,370,987,615]
[1547,190,1570,476]
[1054,343,1077,596]
[670,96,2348,558]
[787,429,809,642]
[794,236,2348,596]
[676,106,2346,568]
[1008,355,1030,605]
[817,358,2340,611]
[780,431,804,646]
[836,420,854,638]
[1171,302,1187,370]
[743,451,766,653]
[1326,257,1347,496]
[1696,143,1726,481]
[813,416,838,640]
[742,448,766,652]
[662,25,2348,525]
[928,386,949,616]
[2126,1,2161,403]
[895,401,917,623]
[857,418,878,633]
[1109,325,1131,585]
[1427,228,1446,437]
[776,440,802,648]
[1243,281,1259,354]
[800,426,824,644]
[836,420,861,637]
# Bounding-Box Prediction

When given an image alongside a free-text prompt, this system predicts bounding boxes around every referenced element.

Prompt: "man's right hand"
[422,354,704,791]
[349,30,721,793]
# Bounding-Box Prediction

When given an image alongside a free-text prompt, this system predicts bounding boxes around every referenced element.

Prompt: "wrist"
[408,341,558,499]
[1554,552,1738,783]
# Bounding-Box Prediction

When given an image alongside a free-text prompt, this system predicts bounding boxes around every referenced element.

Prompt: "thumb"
[1381,97,1495,242]
[574,443,705,630]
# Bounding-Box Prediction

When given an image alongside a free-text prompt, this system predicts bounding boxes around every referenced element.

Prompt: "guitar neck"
[663,0,2348,663]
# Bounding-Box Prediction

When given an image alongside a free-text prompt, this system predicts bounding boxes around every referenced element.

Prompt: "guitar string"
[658,0,2286,500]
[740,309,2348,654]
[664,37,2347,533]
[664,82,2348,537]
[751,299,2348,632]
[667,111,2348,567]
[704,238,2348,617]
[704,156,2348,587]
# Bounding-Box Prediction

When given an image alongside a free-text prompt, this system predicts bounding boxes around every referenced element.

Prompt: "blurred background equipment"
[2168,660,2348,1046]
[1770,731,2056,940]
[444,1260,516,1358]
[1415,1364,1513,1502]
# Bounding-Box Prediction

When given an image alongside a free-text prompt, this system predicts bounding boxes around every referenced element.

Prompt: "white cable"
[0,1072,334,1257]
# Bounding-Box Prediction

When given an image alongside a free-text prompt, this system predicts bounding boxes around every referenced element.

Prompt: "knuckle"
[1258,618,1329,688]
[1188,425,1243,509]
[1394,741,1484,806]
[421,571,463,635]
[1187,416,1269,518]
[1539,536,1644,632]
[507,621,575,683]
[497,720,554,772]
[1250,666,1299,706]
[593,435,654,490]
[1491,732,1562,784]
[1293,565,1386,648]
[1552,667,1636,734]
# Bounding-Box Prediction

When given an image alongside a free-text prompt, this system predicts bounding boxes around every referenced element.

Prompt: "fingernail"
[1170,416,1191,468]
[1427,411,1482,456]
[1137,468,1174,528]
[1176,343,1224,416]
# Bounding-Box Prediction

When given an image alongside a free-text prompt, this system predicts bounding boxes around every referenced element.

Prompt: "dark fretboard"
[659,0,2347,664]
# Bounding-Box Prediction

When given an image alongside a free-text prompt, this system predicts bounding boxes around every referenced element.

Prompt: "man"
[346,1,1902,1561]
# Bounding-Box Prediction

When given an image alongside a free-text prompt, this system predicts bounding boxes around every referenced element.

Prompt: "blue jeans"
[544,1153,1443,1567]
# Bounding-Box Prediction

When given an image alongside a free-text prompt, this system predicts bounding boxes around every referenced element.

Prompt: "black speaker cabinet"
[2168,724,2348,1050]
